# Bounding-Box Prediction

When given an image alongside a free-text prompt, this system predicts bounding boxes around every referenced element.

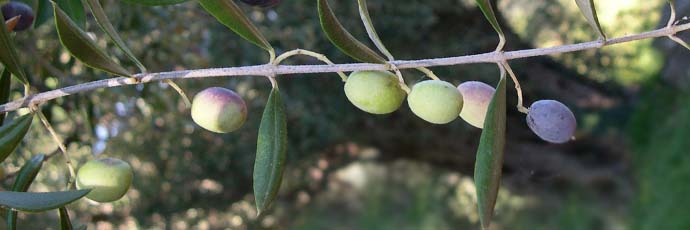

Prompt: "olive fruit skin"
[408,80,464,124]
[1,2,34,31]
[76,158,134,203]
[191,87,248,133]
[344,71,406,114]
[526,100,577,144]
[239,0,281,7]
[457,81,495,128]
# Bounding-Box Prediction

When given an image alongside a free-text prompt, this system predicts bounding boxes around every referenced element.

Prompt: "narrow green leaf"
[56,0,86,29]
[11,154,45,192]
[121,0,189,6]
[0,114,33,163]
[35,0,54,28]
[474,0,503,36]
[0,69,11,124]
[474,75,506,230]
[0,190,90,212]
[53,2,132,77]
[356,0,393,61]
[574,0,606,39]
[317,0,386,64]
[59,207,73,230]
[85,0,147,73]
[7,154,45,230]
[198,0,273,53]
[0,10,28,85]
[254,89,287,215]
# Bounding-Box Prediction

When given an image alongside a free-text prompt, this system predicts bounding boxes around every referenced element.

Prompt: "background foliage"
[1,0,689,229]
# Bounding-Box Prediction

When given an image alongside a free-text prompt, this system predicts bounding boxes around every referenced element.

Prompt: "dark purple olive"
[1,1,34,31]
[239,0,281,8]
[526,100,577,144]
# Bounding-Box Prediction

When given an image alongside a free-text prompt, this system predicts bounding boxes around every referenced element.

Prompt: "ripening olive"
[526,100,577,144]
[191,87,248,133]
[344,71,406,114]
[239,0,281,7]
[76,158,134,203]
[408,80,464,124]
[1,1,34,31]
[457,81,495,128]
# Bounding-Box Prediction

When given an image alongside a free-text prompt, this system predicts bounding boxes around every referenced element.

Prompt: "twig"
[36,110,77,188]
[1,22,690,113]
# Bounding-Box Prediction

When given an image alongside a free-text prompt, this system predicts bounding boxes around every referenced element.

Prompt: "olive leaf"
[574,0,606,39]
[121,0,189,6]
[474,73,506,230]
[0,10,28,85]
[55,0,86,29]
[53,2,132,77]
[0,69,11,124]
[7,154,46,230]
[198,0,274,55]
[0,114,34,163]
[59,207,73,230]
[474,0,504,36]
[34,0,53,28]
[317,0,386,63]
[0,190,90,213]
[356,0,394,61]
[11,154,45,193]
[254,89,287,215]
[85,0,147,73]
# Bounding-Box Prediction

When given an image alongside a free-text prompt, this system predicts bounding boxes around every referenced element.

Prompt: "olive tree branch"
[1,22,690,113]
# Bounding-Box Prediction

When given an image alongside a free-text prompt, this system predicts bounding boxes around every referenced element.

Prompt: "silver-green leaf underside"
[574,0,606,39]
[356,0,394,61]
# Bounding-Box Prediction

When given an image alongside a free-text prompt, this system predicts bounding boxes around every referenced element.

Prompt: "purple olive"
[239,0,282,8]
[526,100,577,144]
[1,1,34,31]
[191,87,248,133]
[457,81,495,129]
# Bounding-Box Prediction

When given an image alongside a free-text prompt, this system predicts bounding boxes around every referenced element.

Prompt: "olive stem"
[669,35,690,50]
[163,79,192,108]
[414,67,440,81]
[36,109,77,189]
[273,49,348,82]
[2,22,690,113]
[387,63,411,94]
[500,60,529,114]
[667,1,677,29]
[495,34,506,52]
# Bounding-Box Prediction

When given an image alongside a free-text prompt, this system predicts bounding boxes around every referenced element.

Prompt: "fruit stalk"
[37,109,76,188]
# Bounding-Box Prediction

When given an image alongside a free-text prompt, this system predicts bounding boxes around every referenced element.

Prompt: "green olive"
[408,80,463,124]
[344,71,406,114]
[76,158,134,203]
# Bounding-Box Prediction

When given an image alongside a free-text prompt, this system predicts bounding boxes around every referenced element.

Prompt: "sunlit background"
[1,0,690,229]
